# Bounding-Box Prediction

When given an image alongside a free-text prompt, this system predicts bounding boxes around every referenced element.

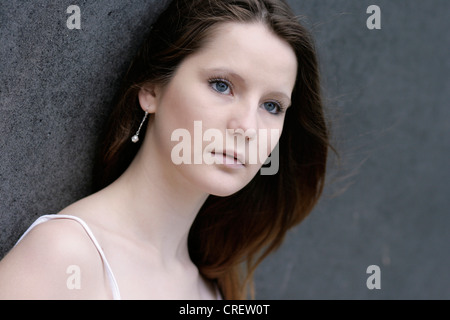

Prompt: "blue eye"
[263,101,282,114]
[209,79,232,95]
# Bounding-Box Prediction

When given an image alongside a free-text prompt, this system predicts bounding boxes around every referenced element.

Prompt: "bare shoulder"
[0,217,110,299]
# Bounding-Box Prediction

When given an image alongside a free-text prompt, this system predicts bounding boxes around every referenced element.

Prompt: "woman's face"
[142,22,297,196]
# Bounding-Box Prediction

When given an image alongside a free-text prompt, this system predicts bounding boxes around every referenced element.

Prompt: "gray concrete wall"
[1,1,449,299]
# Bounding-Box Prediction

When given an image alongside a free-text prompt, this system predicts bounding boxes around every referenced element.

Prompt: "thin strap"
[16,214,121,300]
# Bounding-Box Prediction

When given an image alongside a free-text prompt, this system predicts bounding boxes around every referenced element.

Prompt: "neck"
[103,140,209,267]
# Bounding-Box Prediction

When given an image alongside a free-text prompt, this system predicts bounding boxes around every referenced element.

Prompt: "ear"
[138,83,159,113]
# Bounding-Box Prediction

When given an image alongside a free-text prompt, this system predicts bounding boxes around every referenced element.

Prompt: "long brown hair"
[94,0,330,299]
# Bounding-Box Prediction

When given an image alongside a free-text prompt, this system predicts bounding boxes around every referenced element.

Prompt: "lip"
[210,150,245,167]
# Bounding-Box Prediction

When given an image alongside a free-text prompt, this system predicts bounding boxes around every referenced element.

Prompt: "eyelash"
[265,100,286,115]
[207,76,286,115]
[208,76,233,94]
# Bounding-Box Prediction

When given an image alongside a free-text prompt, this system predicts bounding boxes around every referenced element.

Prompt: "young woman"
[0,0,330,300]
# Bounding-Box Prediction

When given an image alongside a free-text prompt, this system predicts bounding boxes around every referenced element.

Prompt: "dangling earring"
[131,111,149,143]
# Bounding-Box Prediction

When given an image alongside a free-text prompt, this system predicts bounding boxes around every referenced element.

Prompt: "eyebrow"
[201,67,292,107]
[202,67,246,84]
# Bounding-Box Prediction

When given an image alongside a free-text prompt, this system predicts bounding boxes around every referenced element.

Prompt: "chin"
[203,167,260,197]
[208,186,244,197]
[181,163,260,197]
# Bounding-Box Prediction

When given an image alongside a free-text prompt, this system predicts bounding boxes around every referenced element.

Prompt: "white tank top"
[15,214,222,300]
[16,214,122,300]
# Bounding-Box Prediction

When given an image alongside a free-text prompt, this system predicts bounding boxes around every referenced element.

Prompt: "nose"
[226,100,258,141]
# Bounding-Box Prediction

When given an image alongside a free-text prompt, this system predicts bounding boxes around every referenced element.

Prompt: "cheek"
[158,79,212,131]
[154,86,195,139]
[258,122,283,158]
[151,81,213,165]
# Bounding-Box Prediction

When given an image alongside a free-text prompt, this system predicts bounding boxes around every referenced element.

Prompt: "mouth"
[210,150,245,167]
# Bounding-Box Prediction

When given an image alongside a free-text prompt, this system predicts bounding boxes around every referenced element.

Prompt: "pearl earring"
[131,111,149,143]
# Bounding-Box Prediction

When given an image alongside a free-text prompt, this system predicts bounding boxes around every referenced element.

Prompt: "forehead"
[181,22,298,92]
